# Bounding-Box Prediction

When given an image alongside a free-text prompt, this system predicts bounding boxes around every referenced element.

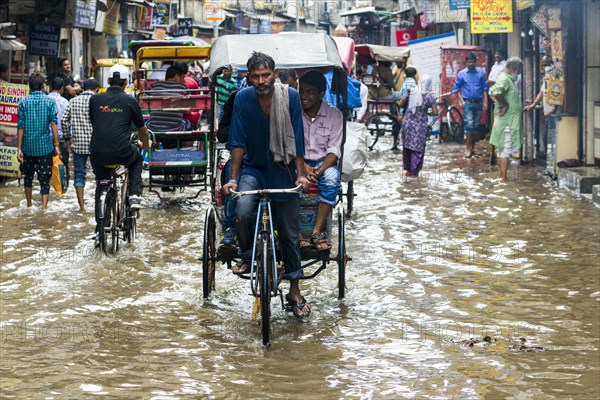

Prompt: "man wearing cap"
[216,64,237,121]
[89,64,150,237]
[62,78,100,212]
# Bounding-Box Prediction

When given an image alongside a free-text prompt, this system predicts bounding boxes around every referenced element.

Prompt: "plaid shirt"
[61,91,94,154]
[17,91,57,156]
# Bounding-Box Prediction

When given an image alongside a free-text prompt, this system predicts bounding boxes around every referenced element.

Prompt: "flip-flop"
[232,259,251,275]
[285,294,311,318]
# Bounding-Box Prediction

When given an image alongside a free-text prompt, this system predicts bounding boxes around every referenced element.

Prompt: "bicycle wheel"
[365,113,394,150]
[99,188,117,255]
[337,209,346,299]
[446,107,464,144]
[202,207,216,299]
[346,180,354,217]
[258,232,271,346]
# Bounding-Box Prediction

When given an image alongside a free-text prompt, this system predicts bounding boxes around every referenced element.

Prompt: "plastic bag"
[51,155,68,195]
[341,122,370,182]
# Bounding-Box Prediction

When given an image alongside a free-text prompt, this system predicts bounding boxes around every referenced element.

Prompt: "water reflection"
[1,140,599,398]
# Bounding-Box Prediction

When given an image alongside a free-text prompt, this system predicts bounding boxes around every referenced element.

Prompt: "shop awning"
[339,7,401,18]
[0,38,26,51]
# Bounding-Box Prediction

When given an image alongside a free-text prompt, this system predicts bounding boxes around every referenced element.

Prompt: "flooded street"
[1,138,599,399]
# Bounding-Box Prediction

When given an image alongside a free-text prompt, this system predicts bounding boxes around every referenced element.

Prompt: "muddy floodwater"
[1,139,599,399]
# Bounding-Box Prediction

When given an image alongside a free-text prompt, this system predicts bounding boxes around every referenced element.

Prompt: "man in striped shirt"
[16,72,61,209]
[62,78,100,212]
[216,64,237,121]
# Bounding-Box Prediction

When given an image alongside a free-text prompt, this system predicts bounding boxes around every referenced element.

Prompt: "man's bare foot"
[285,293,311,318]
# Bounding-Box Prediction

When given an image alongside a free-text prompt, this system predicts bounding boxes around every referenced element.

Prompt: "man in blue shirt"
[222,52,311,318]
[16,72,61,210]
[452,52,488,158]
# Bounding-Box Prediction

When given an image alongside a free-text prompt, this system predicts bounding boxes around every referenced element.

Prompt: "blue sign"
[28,24,60,57]
[449,0,470,10]
[75,0,97,29]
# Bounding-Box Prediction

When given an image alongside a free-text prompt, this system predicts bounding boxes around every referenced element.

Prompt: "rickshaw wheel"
[202,207,217,299]
[337,209,346,299]
[346,180,354,217]
[365,113,394,151]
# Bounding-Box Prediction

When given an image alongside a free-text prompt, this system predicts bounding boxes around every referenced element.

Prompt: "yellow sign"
[516,0,535,11]
[471,0,513,34]
[0,145,21,178]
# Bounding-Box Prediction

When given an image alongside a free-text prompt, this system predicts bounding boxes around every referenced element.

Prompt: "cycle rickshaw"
[355,44,411,150]
[202,33,350,345]
[128,40,212,195]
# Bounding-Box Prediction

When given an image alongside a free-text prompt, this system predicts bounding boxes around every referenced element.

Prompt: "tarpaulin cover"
[355,44,410,66]
[209,33,345,79]
[332,36,355,75]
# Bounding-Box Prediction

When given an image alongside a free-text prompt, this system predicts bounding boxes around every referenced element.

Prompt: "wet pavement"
[1,136,599,398]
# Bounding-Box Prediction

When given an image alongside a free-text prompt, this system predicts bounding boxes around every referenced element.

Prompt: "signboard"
[0,145,20,178]
[516,0,535,11]
[449,0,470,10]
[152,0,177,27]
[530,5,549,37]
[0,82,29,126]
[74,0,97,29]
[205,1,224,26]
[177,18,193,36]
[395,29,417,46]
[95,0,120,35]
[408,32,457,98]
[152,28,167,40]
[28,24,60,57]
[470,0,513,34]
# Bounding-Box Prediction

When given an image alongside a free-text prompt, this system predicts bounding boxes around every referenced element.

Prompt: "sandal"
[231,259,251,275]
[285,294,311,318]
[311,231,331,251]
[300,236,313,249]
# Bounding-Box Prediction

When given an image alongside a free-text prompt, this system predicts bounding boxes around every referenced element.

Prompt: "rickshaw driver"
[298,70,343,251]
[222,52,312,318]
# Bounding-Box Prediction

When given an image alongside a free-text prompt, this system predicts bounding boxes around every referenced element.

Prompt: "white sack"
[341,121,370,182]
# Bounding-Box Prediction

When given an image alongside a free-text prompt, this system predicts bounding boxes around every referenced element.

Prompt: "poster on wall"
[470,0,513,34]
[152,0,177,27]
[546,76,564,106]
[550,30,563,63]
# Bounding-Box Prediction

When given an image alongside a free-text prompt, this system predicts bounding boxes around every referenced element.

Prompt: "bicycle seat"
[104,164,122,169]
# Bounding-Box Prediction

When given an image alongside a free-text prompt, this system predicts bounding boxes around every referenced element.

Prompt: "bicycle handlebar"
[229,184,303,198]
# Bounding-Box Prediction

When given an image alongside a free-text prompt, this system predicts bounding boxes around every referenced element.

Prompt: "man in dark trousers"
[89,64,150,239]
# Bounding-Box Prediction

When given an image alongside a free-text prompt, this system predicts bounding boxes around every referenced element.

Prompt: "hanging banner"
[152,0,177,27]
[550,30,563,63]
[95,0,120,35]
[530,5,549,37]
[470,0,513,34]
[546,76,564,106]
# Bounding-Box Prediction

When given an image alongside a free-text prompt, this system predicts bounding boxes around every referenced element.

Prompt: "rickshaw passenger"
[222,51,311,318]
[298,70,343,251]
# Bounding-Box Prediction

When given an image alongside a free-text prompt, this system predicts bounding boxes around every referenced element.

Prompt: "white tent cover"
[209,33,345,77]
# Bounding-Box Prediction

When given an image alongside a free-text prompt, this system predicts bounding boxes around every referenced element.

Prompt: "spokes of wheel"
[259,233,271,346]
[100,189,117,255]
[202,207,216,299]
[446,108,464,143]
[337,209,347,299]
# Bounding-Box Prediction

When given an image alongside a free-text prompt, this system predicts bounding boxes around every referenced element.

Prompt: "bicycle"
[428,93,464,144]
[230,184,303,346]
[97,164,138,255]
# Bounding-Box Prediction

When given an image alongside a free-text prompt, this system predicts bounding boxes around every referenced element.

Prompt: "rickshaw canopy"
[355,44,410,66]
[93,58,134,68]
[209,33,345,79]
[133,45,211,70]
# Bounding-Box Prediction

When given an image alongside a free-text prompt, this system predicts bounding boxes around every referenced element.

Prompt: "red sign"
[395,29,417,46]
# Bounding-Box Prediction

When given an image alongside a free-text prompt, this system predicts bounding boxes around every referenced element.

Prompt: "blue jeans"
[221,159,237,229]
[236,174,303,280]
[72,152,89,188]
[463,101,483,135]
[305,159,340,206]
